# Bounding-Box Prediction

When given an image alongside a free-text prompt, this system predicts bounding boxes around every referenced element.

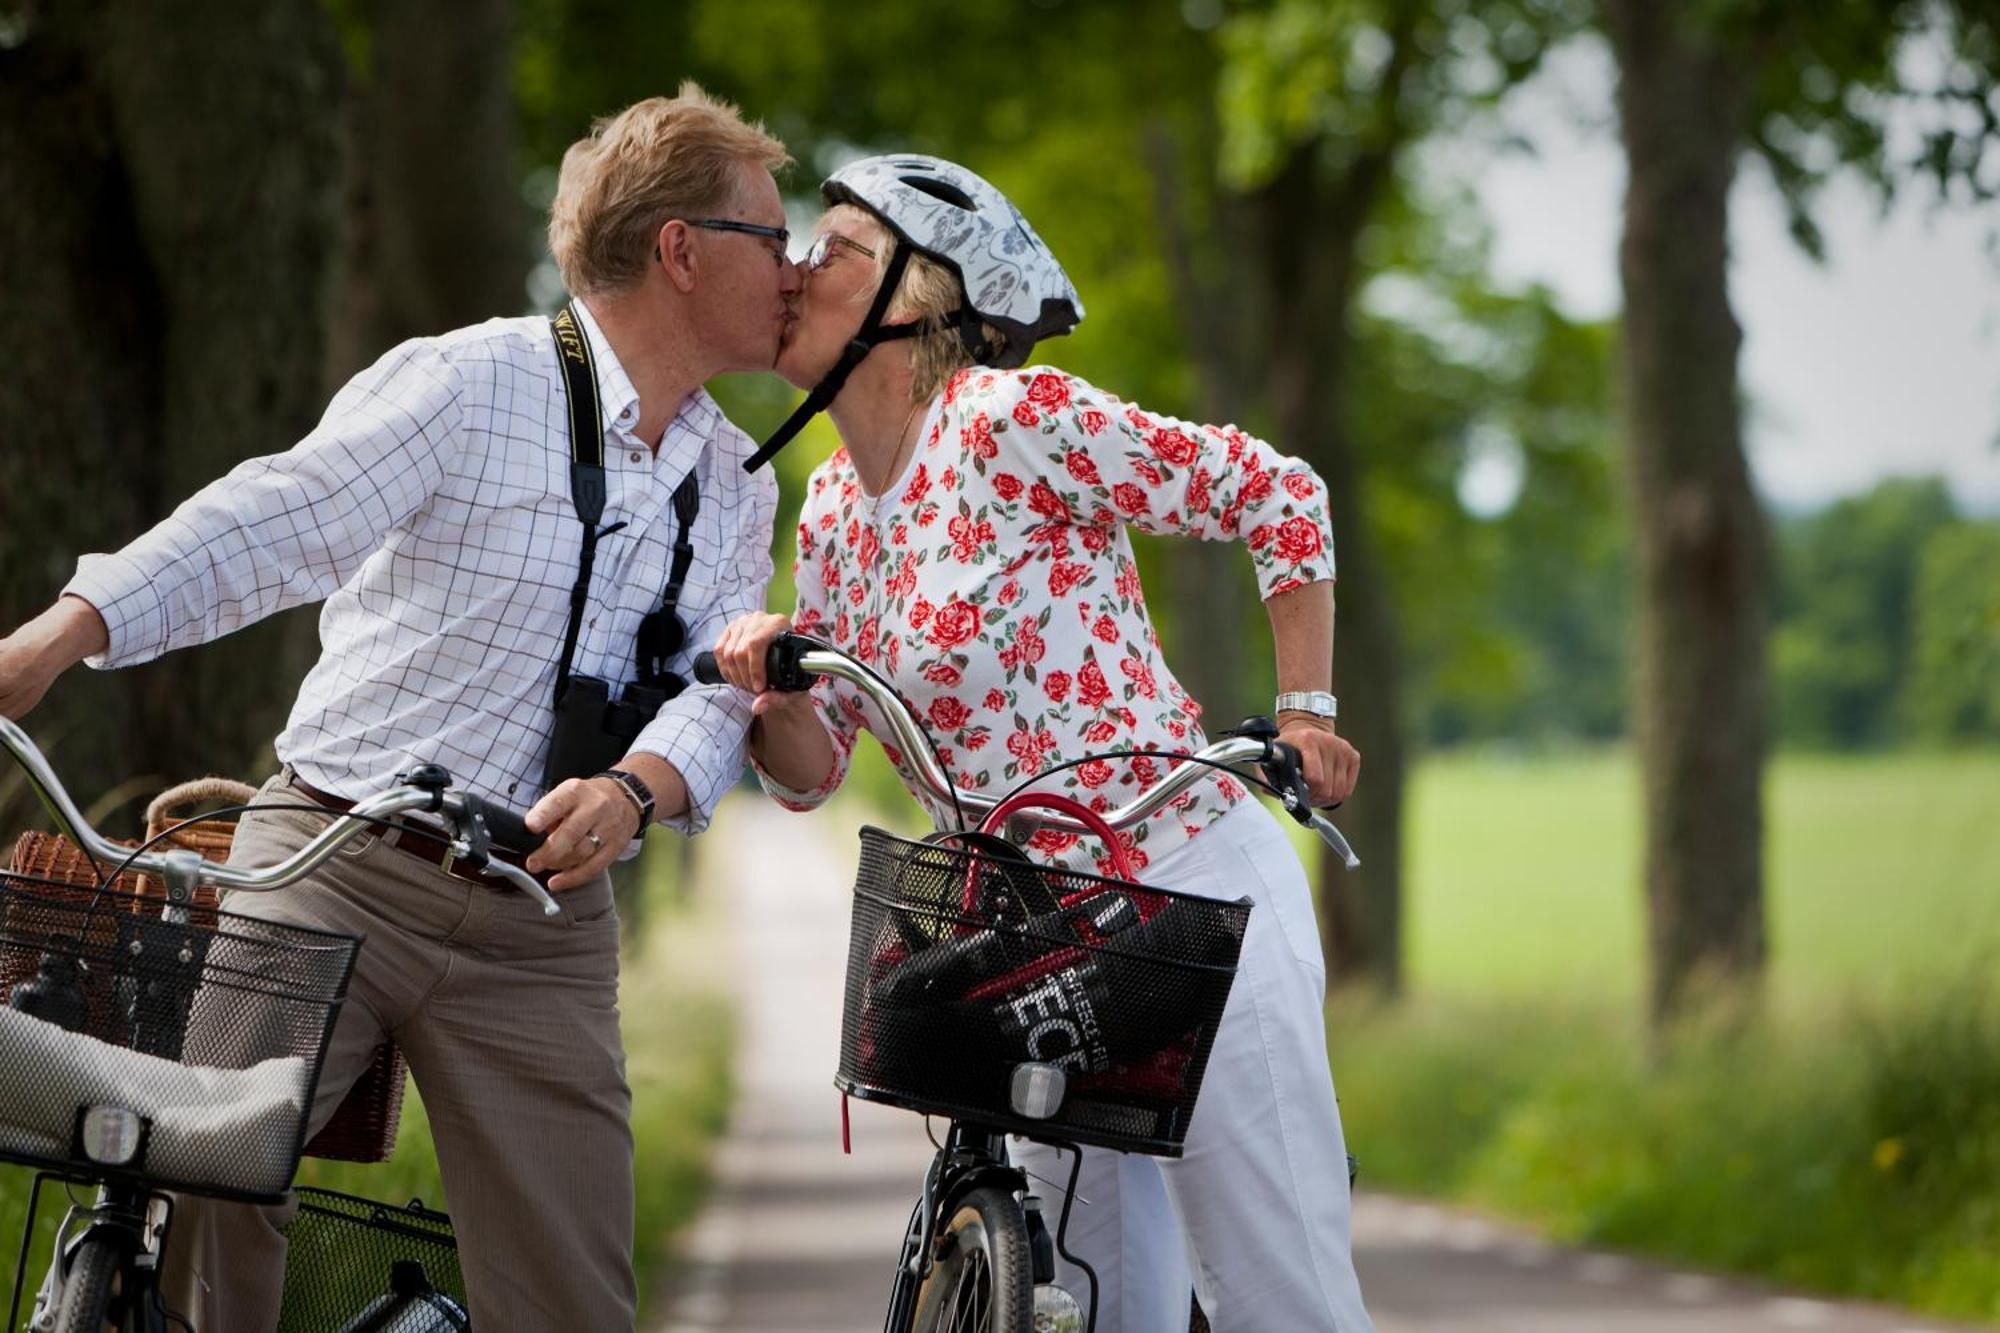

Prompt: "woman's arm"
[716,496,860,810]
[1266,580,1359,805]
[970,368,1335,598]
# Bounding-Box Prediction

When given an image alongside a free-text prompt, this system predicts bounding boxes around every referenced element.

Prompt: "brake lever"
[436,788,561,917]
[1307,811,1362,870]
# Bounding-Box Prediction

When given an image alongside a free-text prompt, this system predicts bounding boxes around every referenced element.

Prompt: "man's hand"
[1277,713,1360,807]
[523,776,643,893]
[0,598,109,721]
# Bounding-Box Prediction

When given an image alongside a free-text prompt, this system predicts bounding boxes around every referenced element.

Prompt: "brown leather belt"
[284,771,523,890]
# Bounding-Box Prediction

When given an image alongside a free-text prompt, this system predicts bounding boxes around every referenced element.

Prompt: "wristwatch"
[1274,690,1338,721]
[596,768,656,827]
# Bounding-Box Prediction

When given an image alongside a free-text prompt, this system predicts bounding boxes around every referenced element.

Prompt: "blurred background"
[2,0,1997,1322]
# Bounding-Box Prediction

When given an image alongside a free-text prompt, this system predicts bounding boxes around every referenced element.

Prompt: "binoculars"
[541,673,684,789]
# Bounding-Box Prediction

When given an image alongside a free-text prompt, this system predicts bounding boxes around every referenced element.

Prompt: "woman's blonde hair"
[823,204,1004,404]
[548,82,790,295]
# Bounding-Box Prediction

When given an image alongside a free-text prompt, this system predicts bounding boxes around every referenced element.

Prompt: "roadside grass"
[1332,747,2000,1321]
[0,838,732,1324]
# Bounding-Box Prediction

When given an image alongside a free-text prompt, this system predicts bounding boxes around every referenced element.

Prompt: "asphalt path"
[652,795,1992,1333]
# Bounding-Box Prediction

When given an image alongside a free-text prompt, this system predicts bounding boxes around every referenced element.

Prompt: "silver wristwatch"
[1274,690,1338,721]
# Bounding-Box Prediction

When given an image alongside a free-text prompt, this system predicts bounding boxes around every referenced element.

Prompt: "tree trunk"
[1257,144,1407,995]
[1143,120,1259,720]
[329,0,524,384]
[1606,0,1771,1028]
[0,1,345,827]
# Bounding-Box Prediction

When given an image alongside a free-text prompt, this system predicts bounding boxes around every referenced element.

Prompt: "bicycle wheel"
[908,1184,1033,1333]
[51,1231,123,1333]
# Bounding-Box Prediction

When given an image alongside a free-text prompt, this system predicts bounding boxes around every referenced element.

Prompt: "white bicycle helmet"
[744,154,1084,472]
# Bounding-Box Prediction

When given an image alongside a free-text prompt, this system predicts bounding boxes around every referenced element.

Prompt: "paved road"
[653,796,1992,1333]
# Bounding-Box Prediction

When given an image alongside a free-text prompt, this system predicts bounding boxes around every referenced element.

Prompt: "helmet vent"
[899,174,977,210]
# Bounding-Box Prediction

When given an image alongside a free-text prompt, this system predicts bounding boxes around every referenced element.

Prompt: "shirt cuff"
[64,553,172,669]
[626,686,751,836]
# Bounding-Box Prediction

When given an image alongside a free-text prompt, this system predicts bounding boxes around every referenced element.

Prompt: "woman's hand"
[710,611,813,718]
[1277,714,1360,807]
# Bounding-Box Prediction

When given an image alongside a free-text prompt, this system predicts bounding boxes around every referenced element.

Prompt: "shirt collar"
[569,297,642,436]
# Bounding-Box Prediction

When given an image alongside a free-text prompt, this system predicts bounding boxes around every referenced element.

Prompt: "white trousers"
[1011,801,1375,1333]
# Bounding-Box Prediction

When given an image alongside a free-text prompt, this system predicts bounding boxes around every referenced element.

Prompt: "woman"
[713,155,1373,1333]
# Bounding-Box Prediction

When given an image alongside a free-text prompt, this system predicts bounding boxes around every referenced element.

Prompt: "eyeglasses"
[804,231,877,274]
[664,218,792,267]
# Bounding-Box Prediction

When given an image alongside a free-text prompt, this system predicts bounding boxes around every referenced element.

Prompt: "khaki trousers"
[160,777,636,1332]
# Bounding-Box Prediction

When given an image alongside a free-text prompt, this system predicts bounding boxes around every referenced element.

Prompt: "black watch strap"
[598,767,656,826]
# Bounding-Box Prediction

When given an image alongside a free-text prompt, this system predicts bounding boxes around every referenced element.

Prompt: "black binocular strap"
[548,302,699,702]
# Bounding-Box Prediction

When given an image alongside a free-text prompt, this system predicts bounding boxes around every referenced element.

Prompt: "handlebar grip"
[691,634,820,693]
[471,802,546,858]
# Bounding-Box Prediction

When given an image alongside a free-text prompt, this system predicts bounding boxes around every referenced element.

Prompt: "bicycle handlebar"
[0,717,561,915]
[693,636,1359,867]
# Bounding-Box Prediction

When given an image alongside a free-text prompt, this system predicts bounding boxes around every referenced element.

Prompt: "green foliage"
[1708,0,2000,256]
[1217,0,1586,187]
[1335,991,2000,1319]
[1902,519,2000,742]
[1773,477,1959,748]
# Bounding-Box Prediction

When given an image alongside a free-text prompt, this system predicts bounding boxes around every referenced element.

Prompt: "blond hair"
[548,82,791,295]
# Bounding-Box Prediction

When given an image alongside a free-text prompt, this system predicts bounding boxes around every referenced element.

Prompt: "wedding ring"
[585,830,604,851]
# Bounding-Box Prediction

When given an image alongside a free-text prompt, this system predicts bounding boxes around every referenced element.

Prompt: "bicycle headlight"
[78,1106,144,1166]
[1010,1062,1067,1120]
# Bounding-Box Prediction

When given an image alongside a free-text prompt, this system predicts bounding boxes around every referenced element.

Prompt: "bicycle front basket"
[838,826,1251,1157]
[0,871,358,1201]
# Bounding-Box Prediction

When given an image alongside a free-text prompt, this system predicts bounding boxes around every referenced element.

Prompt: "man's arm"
[64,339,464,672]
[0,597,110,721]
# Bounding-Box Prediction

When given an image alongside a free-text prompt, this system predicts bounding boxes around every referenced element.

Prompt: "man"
[0,83,795,1330]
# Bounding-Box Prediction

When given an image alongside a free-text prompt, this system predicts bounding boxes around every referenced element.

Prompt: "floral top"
[753,365,1336,877]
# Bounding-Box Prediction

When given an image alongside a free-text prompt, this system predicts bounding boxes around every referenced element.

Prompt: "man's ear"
[656,220,699,294]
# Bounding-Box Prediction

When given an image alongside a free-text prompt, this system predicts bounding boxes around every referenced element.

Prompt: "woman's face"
[774,206,893,390]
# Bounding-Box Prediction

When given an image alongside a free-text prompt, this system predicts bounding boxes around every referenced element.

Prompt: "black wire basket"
[838,826,1251,1157]
[0,871,358,1202]
[278,1188,468,1333]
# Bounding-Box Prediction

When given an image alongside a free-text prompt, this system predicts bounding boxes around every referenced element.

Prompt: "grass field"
[1394,747,2000,1011]
[1332,746,2000,1321]
[0,843,732,1325]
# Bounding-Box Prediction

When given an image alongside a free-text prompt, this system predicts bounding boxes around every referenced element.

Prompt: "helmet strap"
[745,246,920,473]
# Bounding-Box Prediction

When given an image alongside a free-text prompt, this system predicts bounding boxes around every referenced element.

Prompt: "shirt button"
[507,782,518,796]
[629,451,644,463]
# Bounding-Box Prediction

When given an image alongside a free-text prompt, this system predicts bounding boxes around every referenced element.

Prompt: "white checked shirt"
[65,302,777,836]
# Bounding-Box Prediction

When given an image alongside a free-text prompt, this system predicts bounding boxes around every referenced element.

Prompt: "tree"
[1773,477,1958,747]
[328,0,528,381]
[0,0,347,827]
[1903,518,2000,743]
[1601,0,2000,1026]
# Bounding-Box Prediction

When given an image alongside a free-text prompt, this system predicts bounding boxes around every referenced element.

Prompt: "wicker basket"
[3,778,409,1164]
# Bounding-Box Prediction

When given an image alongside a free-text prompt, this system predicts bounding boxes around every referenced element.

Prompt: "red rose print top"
[752,366,1336,877]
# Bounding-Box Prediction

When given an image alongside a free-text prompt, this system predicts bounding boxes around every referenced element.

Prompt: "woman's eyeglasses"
[803,231,877,274]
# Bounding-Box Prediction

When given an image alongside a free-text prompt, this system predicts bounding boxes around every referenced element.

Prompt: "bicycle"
[693,633,1358,1333]
[0,715,553,1333]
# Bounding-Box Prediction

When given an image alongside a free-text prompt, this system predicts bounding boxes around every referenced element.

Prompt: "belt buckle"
[439,844,456,876]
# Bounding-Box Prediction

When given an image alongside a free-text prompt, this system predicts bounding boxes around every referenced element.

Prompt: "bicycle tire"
[52,1231,123,1333]
[908,1184,1033,1333]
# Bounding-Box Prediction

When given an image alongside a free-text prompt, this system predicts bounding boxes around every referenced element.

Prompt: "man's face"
[689,163,802,373]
